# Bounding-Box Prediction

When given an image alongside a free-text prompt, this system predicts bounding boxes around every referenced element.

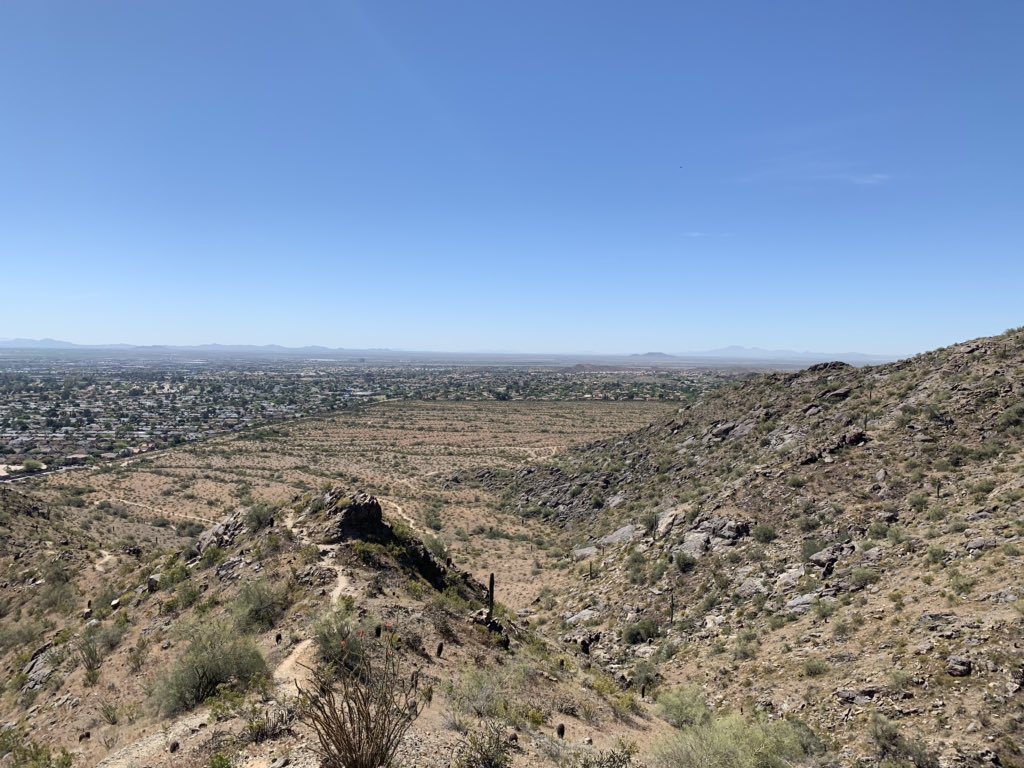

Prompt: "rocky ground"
[492,328,1024,767]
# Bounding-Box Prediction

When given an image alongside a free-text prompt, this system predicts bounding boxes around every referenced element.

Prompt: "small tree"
[297,636,423,768]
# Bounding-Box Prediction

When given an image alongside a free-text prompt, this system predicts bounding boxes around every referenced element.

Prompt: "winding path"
[95,509,354,768]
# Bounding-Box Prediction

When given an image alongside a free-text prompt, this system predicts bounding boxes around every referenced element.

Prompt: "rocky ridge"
[499,328,1024,766]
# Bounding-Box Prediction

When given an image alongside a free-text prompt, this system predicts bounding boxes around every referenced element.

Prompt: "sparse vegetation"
[154,621,268,714]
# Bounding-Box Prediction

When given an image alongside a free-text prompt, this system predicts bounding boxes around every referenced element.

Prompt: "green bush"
[800,539,827,561]
[655,713,822,768]
[656,687,712,728]
[0,727,72,768]
[234,579,290,633]
[622,618,659,645]
[245,503,276,532]
[454,722,514,768]
[676,553,697,574]
[752,524,777,544]
[868,713,938,768]
[314,604,369,673]
[802,657,830,677]
[850,568,880,588]
[155,622,268,714]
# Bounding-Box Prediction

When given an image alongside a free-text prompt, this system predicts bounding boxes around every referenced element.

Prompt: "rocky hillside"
[1,483,681,768]
[498,328,1024,767]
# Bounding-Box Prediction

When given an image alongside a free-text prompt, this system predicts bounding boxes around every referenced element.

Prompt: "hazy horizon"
[0,334,911,360]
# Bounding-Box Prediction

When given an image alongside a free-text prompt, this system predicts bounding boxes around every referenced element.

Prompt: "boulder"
[965,538,996,551]
[312,492,384,545]
[657,506,688,538]
[736,577,768,599]
[599,525,641,545]
[700,516,750,541]
[785,593,816,615]
[946,656,972,677]
[678,532,711,558]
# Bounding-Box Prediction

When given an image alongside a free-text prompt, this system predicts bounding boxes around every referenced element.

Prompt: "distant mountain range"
[0,338,900,366]
[680,345,898,364]
[634,346,897,364]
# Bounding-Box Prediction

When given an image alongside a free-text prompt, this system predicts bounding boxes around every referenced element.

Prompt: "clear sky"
[1,2,1022,355]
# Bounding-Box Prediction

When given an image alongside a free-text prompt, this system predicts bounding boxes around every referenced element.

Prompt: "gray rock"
[776,566,805,591]
[808,547,838,567]
[678,532,711,557]
[736,577,767,599]
[572,546,598,560]
[657,506,687,538]
[566,608,600,625]
[600,525,641,545]
[965,537,996,551]
[785,593,817,615]
[313,492,385,545]
[946,656,972,677]
[701,516,750,541]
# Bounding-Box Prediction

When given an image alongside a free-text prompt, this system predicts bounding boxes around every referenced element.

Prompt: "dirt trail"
[380,496,423,535]
[96,509,353,768]
[273,542,353,695]
[94,550,116,573]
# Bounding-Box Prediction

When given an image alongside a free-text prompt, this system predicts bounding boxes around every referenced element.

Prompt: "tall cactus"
[487,572,495,622]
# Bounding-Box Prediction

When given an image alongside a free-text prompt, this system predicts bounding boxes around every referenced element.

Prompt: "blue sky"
[1,2,1022,355]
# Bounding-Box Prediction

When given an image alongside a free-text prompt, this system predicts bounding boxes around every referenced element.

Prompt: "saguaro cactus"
[486,572,495,622]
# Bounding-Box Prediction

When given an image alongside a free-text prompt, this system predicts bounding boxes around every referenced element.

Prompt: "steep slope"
[501,328,1024,767]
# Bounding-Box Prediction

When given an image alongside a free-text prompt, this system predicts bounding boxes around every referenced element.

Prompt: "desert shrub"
[947,567,976,595]
[752,524,777,544]
[423,534,448,562]
[676,553,697,574]
[656,687,712,728]
[155,621,268,714]
[352,541,388,566]
[127,636,150,674]
[314,605,369,673]
[425,506,443,531]
[77,636,103,686]
[632,660,658,692]
[800,539,827,561]
[201,546,227,568]
[0,621,47,653]
[803,657,830,677]
[454,721,515,768]
[867,521,889,539]
[996,403,1024,433]
[622,618,659,645]
[908,493,929,513]
[851,568,880,589]
[241,702,293,744]
[0,727,72,768]
[448,667,508,719]
[563,742,638,768]
[868,713,938,768]
[245,503,276,532]
[234,579,291,633]
[655,713,822,768]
